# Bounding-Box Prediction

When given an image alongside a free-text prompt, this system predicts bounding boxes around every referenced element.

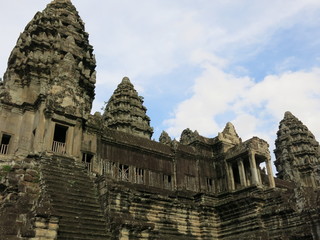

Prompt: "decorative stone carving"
[180,128,200,145]
[275,111,320,187]
[103,77,154,139]
[159,131,172,145]
[218,122,241,145]
[1,1,320,239]
[1,0,95,119]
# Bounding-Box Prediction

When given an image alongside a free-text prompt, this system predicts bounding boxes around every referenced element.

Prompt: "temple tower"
[103,77,153,139]
[1,0,96,119]
[0,0,96,158]
[274,111,320,187]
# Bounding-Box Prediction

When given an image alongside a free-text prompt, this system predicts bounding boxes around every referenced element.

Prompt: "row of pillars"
[227,150,275,191]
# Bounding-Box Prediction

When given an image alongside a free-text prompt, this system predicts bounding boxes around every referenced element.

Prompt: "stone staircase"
[40,155,110,240]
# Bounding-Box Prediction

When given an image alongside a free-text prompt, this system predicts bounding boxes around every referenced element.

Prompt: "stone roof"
[1,0,96,119]
[103,77,153,139]
[274,111,320,184]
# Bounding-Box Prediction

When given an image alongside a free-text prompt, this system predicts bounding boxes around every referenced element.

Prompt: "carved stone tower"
[1,0,96,119]
[103,77,153,139]
[0,0,96,158]
[274,111,320,187]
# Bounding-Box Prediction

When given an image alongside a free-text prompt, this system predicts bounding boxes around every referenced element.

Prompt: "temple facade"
[0,0,319,239]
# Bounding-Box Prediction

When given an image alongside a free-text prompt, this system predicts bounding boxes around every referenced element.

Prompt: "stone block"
[44,229,57,238]
[35,220,46,229]
[24,173,35,182]
[49,217,59,224]
[26,169,38,177]
[15,169,25,174]
[48,222,58,230]
[35,228,47,237]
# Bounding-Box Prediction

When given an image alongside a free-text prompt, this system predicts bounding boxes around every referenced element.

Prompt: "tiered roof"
[1,0,96,118]
[103,77,153,139]
[274,111,320,185]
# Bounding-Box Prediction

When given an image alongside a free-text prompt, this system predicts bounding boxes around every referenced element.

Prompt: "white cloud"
[164,65,253,137]
[1,0,320,153]
[164,67,320,159]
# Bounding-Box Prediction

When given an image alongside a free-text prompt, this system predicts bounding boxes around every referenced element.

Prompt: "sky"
[1,0,320,170]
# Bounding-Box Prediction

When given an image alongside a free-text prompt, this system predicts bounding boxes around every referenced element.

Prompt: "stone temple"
[0,0,319,239]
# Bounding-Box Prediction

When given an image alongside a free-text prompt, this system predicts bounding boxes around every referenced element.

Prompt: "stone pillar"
[266,156,275,188]
[66,125,74,156]
[72,119,83,159]
[227,162,235,191]
[33,104,46,153]
[44,118,54,152]
[257,164,262,184]
[237,158,247,187]
[173,158,178,191]
[249,150,260,186]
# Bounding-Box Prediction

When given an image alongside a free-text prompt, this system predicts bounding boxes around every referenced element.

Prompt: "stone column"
[237,158,247,187]
[173,157,178,191]
[33,103,46,153]
[66,126,74,156]
[266,156,275,188]
[227,162,235,191]
[249,150,260,186]
[44,118,54,152]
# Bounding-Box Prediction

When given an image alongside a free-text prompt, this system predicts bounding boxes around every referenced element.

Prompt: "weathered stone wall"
[97,174,320,240]
[0,158,41,239]
[215,186,320,240]
[98,177,220,239]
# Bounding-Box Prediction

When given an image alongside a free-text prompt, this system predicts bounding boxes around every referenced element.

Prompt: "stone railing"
[84,161,92,172]
[52,141,66,154]
[0,144,9,155]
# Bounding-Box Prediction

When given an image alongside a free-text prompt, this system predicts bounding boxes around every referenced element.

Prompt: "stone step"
[57,227,109,240]
[52,203,104,218]
[40,156,109,239]
[52,197,102,210]
[41,166,89,180]
[59,214,107,225]
[46,189,100,204]
[43,178,96,194]
[58,219,108,233]
[59,215,107,229]
[41,159,86,168]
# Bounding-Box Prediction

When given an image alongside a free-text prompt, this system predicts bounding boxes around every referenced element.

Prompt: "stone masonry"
[0,0,320,239]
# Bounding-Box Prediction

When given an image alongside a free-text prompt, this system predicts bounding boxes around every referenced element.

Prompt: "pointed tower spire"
[274,111,320,187]
[103,77,153,139]
[1,0,95,119]
[218,122,241,145]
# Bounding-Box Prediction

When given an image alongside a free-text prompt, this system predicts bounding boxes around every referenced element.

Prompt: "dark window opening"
[1,134,11,145]
[163,174,172,190]
[53,124,68,143]
[232,162,241,186]
[0,134,11,155]
[82,153,94,172]
[52,124,68,154]
[206,178,213,192]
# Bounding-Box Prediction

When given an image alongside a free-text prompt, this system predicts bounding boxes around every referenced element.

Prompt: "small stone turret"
[159,131,172,145]
[1,0,96,119]
[180,128,200,145]
[103,77,153,139]
[274,111,320,187]
[217,122,242,151]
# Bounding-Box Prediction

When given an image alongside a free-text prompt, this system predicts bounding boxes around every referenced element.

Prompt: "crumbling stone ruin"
[0,0,319,239]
